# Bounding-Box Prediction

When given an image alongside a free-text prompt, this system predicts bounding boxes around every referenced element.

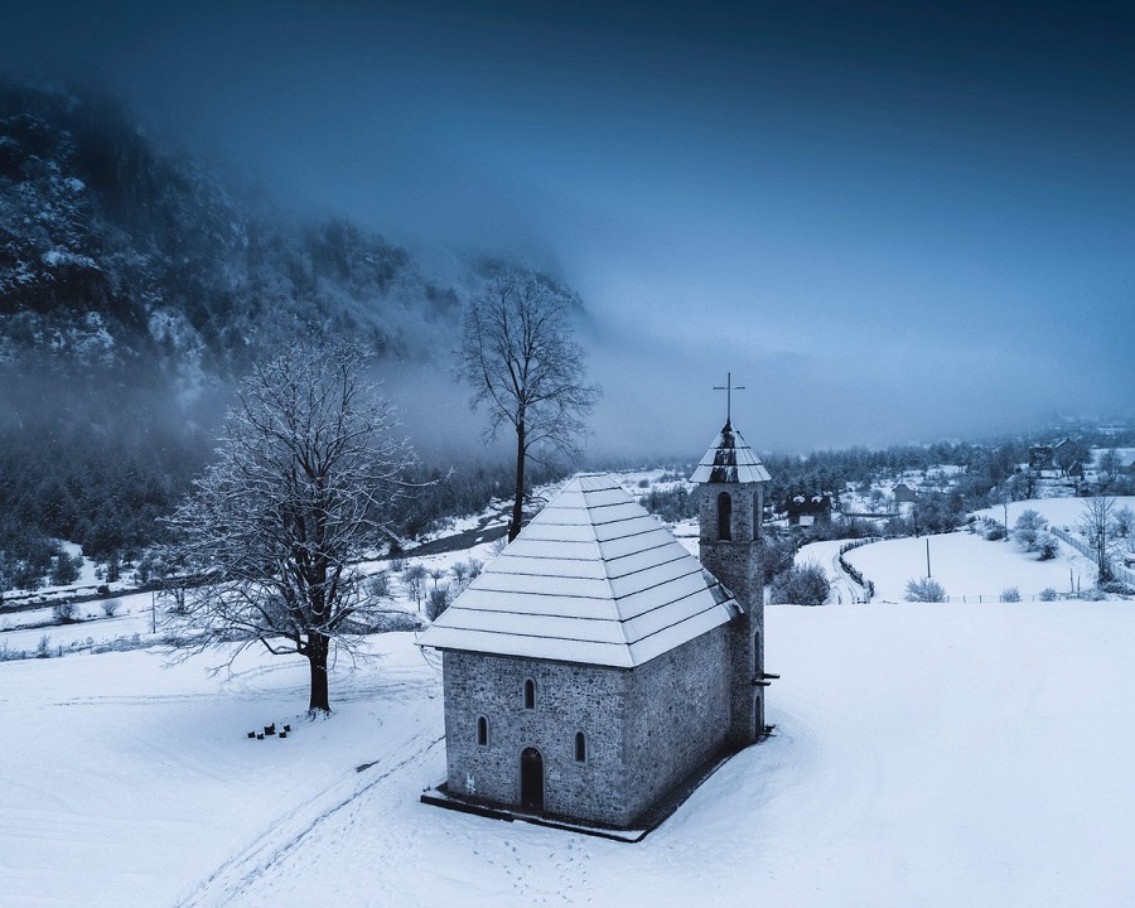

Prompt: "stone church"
[417,418,772,831]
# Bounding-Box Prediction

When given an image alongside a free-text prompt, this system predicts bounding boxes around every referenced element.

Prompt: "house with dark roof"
[785,493,832,527]
[418,420,771,834]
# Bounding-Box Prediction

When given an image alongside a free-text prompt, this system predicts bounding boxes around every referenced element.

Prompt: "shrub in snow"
[1035,532,1059,561]
[1039,587,1059,602]
[1000,587,1021,603]
[769,563,830,606]
[759,533,798,584]
[369,611,423,633]
[36,634,51,658]
[905,577,947,602]
[52,600,79,623]
[388,556,407,573]
[465,558,483,581]
[1098,580,1134,597]
[426,585,451,620]
[984,524,1006,542]
[368,570,391,600]
[1113,507,1134,539]
[0,641,26,661]
[101,598,121,617]
[1013,509,1049,552]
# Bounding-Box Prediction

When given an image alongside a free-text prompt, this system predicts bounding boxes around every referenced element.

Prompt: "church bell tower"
[691,374,771,746]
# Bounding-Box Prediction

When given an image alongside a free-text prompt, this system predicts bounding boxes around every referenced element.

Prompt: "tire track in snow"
[174,729,443,907]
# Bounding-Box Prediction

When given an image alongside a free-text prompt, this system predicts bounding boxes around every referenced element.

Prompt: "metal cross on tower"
[713,372,745,424]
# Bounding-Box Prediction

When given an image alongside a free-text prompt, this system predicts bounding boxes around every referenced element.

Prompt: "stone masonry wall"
[442,626,738,829]
[442,651,631,826]
[621,624,733,823]
[698,481,766,745]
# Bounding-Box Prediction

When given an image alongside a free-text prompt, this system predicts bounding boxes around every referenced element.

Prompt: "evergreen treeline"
[0,78,494,591]
[637,432,1133,542]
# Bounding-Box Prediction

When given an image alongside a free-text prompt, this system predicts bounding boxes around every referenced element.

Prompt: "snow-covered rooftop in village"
[690,420,772,484]
[417,473,738,668]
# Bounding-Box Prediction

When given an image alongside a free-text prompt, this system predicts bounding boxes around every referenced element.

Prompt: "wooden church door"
[521,747,544,812]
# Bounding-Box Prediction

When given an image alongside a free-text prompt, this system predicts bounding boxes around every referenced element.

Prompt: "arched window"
[575,731,586,763]
[524,678,536,710]
[717,492,732,541]
[477,715,488,747]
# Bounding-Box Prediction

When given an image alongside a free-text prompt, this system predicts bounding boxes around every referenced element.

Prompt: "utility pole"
[926,537,932,579]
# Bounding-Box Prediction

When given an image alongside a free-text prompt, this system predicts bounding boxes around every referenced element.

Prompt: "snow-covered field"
[824,497,1135,604]
[843,532,1098,602]
[972,495,1135,533]
[4,601,1134,907]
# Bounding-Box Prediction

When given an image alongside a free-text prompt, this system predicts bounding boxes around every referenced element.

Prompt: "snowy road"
[794,538,867,604]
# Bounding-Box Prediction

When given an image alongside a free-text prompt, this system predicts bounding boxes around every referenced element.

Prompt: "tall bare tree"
[457,272,601,541]
[165,342,414,714]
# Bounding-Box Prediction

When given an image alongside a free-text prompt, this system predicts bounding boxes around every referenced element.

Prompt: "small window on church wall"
[575,732,586,763]
[524,679,536,709]
[717,492,732,541]
[477,716,488,747]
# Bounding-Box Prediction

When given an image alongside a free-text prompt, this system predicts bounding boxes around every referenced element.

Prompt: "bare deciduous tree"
[457,272,601,540]
[1079,495,1120,584]
[165,342,414,715]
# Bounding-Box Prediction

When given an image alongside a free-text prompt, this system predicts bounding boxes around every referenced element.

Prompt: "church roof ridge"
[417,472,737,668]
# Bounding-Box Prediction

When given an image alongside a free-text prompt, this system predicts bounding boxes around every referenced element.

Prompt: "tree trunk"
[509,420,526,542]
[307,631,331,715]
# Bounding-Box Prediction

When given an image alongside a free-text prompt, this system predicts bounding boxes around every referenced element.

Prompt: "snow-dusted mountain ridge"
[0,78,502,381]
[0,78,582,574]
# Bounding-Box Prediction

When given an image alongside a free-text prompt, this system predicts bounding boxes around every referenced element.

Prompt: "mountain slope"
[0,79,567,584]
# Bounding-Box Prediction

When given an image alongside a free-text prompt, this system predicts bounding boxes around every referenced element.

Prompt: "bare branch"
[454,271,601,539]
[163,340,416,712]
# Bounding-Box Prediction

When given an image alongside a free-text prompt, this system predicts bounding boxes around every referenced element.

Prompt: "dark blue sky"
[4,1,1132,453]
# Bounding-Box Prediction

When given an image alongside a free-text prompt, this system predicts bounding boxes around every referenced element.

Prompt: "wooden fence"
[1050,527,1135,587]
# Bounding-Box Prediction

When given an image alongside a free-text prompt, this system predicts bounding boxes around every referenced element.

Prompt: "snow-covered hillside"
[3,601,1133,906]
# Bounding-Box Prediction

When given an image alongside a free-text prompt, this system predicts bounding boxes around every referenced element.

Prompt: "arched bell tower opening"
[691,373,772,747]
[717,491,732,540]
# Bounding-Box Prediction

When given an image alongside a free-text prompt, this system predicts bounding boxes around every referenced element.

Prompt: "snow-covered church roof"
[690,421,771,484]
[416,473,739,669]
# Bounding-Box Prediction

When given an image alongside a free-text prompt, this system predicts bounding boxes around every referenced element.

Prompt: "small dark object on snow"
[257,733,264,740]
[279,731,288,739]
[264,724,276,735]
[247,731,256,739]
[283,724,291,733]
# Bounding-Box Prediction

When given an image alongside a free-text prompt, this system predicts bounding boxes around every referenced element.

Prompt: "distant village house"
[892,483,918,505]
[785,493,832,528]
